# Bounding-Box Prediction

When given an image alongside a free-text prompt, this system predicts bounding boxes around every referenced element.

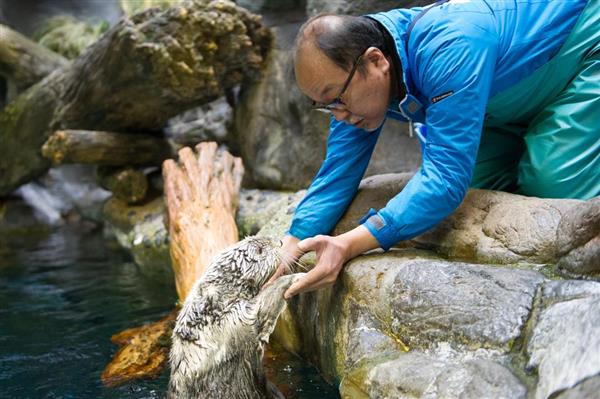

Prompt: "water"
[0,227,338,399]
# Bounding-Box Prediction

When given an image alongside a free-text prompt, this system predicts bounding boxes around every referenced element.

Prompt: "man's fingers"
[297,236,323,253]
[263,264,284,289]
[284,264,328,299]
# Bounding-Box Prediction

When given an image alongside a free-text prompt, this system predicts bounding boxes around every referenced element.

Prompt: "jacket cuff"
[359,208,399,251]
[287,223,313,241]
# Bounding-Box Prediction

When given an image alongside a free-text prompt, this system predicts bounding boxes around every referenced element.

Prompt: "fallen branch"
[42,129,172,166]
[0,24,68,100]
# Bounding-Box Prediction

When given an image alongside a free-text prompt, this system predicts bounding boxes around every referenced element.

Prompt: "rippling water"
[0,227,338,398]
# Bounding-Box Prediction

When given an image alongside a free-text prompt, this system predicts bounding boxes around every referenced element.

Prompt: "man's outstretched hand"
[283,226,380,299]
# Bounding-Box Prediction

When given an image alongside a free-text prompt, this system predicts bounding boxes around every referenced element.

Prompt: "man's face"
[295,44,392,131]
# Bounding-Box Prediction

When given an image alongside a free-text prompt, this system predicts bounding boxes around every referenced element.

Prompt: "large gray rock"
[269,248,541,396]
[387,258,545,349]
[526,280,600,399]
[306,0,432,17]
[165,97,233,146]
[366,353,527,399]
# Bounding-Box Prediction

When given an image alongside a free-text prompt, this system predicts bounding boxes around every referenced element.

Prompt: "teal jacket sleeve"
[288,117,382,240]
[363,26,499,249]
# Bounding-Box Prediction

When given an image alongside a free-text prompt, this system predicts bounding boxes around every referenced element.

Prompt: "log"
[163,142,244,300]
[97,166,149,204]
[101,310,177,387]
[42,129,172,166]
[102,142,244,385]
[0,0,271,195]
[0,24,68,100]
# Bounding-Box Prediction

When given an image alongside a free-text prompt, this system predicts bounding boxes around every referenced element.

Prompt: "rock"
[306,0,432,17]
[554,375,600,399]
[526,280,600,399]
[366,353,527,399]
[236,189,299,236]
[16,165,111,225]
[165,97,233,147]
[102,189,300,272]
[556,197,600,277]
[103,196,172,278]
[269,247,543,391]
[386,258,545,350]
[331,173,600,275]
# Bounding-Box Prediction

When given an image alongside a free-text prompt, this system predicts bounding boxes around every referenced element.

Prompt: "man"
[277,0,600,298]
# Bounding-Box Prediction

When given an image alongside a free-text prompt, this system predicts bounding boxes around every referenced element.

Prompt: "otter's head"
[202,236,282,300]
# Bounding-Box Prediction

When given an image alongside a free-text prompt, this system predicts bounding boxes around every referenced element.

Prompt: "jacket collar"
[367,10,425,122]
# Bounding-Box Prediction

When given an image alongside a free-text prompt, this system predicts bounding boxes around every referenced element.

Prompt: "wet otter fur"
[167,236,302,399]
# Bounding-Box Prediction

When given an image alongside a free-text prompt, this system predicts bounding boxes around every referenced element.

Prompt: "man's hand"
[265,235,303,287]
[284,226,379,298]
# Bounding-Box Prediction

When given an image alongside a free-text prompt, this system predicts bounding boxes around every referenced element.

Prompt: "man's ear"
[364,47,390,74]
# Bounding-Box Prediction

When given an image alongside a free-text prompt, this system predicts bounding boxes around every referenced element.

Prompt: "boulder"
[365,353,527,399]
[525,280,600,399]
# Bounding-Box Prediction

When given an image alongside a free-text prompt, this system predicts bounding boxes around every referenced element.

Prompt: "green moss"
[34,16,109,59]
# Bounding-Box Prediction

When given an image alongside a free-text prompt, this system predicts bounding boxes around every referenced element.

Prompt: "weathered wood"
[0,0,271,195]
[97,166,149,204]
[101,309,177,387]
[42,129,172,166]
[164,142,244,300]
[0,24,68,100]
[102,142,244,385]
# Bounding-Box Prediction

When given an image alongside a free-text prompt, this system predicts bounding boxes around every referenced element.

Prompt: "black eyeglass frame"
[312,53,364,113]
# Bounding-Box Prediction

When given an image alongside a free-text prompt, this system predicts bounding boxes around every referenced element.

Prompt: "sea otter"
[167,236,302,399]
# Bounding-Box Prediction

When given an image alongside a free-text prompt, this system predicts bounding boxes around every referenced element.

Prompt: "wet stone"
[526,280,600,399]
[388,259,546,349]
[366,352,526,399]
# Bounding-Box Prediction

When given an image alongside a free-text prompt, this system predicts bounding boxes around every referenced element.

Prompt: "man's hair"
[294,14,388,73]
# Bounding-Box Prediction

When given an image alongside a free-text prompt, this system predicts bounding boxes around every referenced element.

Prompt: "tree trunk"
[163,142,244,300]
[42,129,172,166]
[0,24,68,100]
[102,142,244,385]
[0,0,271,196]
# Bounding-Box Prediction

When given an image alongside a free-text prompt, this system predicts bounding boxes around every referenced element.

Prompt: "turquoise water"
[0,227,338,398]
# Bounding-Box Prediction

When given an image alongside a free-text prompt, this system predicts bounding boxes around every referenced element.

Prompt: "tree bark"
[0,24,68,100]
[102,142,244,385]
[0,0,271,196]
[163,142,244,300]
[42,129,172,166]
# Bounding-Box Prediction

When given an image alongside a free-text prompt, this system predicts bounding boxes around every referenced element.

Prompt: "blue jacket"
[289,0,588,250]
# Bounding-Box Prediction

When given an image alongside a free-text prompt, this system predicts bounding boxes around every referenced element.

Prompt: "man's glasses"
[312,53,363,113]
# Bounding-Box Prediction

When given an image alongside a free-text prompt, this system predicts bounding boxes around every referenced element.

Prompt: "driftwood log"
[42,129,172,166]
[0,0,271,196]
[0,24,68,100]
[102,142,244,385]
